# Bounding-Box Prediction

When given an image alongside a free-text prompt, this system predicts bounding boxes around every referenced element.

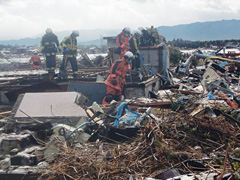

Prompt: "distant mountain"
[79,39,106,46]
[0,37,41,46]
[0,29,120,46]
[1,19,240,46]
[157,19,240,41]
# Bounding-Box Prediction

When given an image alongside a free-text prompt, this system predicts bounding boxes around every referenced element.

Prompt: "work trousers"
[132,54,140,69]
[46,55,56,72]
[60,55,78,74]
[107,86,122,96]
[102,86,122,104]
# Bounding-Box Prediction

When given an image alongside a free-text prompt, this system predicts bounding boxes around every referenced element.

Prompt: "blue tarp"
[113,102,141,126]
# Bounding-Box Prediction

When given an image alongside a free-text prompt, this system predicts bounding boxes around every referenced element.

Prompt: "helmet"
[124,51,134,60]
[123,27,131,37]
[133,31,141,37]
[33,50,38,54]
[72,30,79,37]
[46,28,52,34]
[138,27,144,32]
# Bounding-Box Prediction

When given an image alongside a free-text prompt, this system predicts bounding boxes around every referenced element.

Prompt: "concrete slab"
[14,92,87,118]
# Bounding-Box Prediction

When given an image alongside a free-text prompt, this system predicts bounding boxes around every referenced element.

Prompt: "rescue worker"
[138,27,152,47]
[59,30,79,78]
[29,51,41,69]
[40,28,61,75]
[147,25,160,46]
[116,27,131,59]
[129,31,141,70]
[102,51,134,105]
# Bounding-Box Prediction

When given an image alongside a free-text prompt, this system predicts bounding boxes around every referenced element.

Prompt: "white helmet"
[138,27,144,32]
[124,51,134,60]
[123,27,131,37]
[133,31,141,37]
[34,50,38,54]
[72,30,79,37]
[46,28,52,34]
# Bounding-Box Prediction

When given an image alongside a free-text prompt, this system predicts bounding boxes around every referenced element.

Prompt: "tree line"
[168,38,240,49]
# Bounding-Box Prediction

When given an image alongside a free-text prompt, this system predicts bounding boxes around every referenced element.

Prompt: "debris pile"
[36,99,240,179]
[1,49,240,179]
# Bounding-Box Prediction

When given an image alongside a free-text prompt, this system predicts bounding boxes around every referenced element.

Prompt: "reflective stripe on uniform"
[45,52,56,56]
[115,69,122,76]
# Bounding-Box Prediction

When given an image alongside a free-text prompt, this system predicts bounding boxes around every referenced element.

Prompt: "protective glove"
[65,47,70,52]
[123,43,129,50]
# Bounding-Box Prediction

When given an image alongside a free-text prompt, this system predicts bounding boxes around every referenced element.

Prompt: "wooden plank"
[0,111,11,115]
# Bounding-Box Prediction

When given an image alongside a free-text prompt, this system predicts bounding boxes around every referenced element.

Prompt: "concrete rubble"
[1,49,240,179]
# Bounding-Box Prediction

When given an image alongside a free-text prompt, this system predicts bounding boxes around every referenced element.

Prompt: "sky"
[0,0,240,40]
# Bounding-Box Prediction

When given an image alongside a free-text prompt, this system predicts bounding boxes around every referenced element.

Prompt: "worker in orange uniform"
[102,51,134,104]
[29,51,41,69]
[116,27,131,59]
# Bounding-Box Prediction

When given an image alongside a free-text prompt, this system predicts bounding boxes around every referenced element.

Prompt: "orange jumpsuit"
[102,59,129,104]
[116,31,130,59]
[29,54,41,68]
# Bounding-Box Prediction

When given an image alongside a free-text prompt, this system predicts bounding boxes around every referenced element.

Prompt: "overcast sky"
[0,0,240,40]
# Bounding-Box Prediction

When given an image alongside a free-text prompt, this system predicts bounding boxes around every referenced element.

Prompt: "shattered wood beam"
[86,109,102,125]
[81,52,94,67]
[0,111,11,115]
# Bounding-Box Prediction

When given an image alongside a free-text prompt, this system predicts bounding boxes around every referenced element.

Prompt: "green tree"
[169,47,184,65]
